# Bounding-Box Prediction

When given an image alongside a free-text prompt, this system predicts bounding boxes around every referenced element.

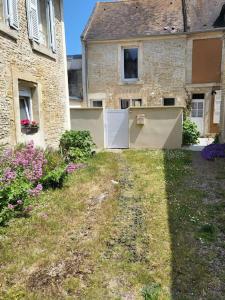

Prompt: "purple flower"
[29,184,43,197]
[66,163,85,174]
[8,204,14,210]
[3,168,16,182]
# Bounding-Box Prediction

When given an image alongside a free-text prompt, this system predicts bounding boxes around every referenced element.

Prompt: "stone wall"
[86,36,187,108]
[0,0,69,148]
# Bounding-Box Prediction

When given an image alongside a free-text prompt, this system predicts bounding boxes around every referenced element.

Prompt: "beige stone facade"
[81,0,225,138]
[0,0,69,148]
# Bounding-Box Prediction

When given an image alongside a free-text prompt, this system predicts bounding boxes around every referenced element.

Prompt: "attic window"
[213,4,225,28]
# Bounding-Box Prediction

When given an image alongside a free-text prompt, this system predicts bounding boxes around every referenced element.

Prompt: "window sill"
[32,42,56,60]
[0,23,18,40]
[119,79,143,85]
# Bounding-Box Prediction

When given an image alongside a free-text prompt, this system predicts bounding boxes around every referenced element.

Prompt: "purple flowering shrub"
[0,141,85,225]
[201,143,225,161]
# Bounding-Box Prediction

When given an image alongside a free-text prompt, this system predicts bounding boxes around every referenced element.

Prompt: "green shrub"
[141,283,162,300]
[41,166,67,189]
[60,130,95,162]
[183,119,200,145]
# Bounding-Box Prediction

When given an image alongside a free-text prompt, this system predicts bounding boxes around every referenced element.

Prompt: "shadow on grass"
[164,150,225,299]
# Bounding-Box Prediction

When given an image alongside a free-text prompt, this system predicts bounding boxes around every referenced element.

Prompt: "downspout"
[82,39,88,107]
[182,0,188,32]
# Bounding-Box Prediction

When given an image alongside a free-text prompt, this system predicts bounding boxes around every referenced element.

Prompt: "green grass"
[0,150,225,299]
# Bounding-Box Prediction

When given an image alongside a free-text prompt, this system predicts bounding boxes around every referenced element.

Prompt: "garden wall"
[129,107,183,149]
[70,108,105,148]
[70,107,183,149]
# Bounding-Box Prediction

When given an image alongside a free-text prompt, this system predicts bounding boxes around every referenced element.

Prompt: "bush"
[60,130,95,162]
[0,142,84,225]
[182,119,200,145]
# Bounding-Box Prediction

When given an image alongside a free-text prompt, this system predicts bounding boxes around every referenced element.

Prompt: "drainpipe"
[81,39,88,107]
[182,0,188,32]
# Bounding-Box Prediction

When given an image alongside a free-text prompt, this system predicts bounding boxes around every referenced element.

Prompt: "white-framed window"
[163,98,175,106]
[213,90,222,124]
[121,99,142,109]
[92,100,103,107]
[26,0,56,52]
[122,47,138,81]
[0,0,19,29]
[19,87,33,121]
[121,99,130,109]
[132,99,142,107]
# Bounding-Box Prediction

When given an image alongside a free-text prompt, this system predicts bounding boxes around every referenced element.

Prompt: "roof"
[82,0,225,41]
[82,0,184,41]
[185,0,225,32]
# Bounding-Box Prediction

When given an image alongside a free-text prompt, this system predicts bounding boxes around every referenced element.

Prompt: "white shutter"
[213,90,222,124]
[8,0,19,30]
[26,0,39,42]
[48,0,56,52]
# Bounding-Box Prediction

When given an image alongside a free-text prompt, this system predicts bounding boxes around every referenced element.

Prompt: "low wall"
[129,107,183,149]
[70,106,183,149]
[70,108,104,148]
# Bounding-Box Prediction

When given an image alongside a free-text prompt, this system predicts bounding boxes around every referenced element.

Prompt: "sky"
[64,0,114,55]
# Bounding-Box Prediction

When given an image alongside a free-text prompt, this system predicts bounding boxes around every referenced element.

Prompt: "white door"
[105,109,129,149]
[191,99,204,136]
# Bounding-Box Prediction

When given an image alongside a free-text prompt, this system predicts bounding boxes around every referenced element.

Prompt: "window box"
[21,120,39,135]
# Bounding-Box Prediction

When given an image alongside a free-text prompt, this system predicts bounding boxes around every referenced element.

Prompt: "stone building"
[81,0,225,137]
[67,55,83,107]
[0,0,69,148]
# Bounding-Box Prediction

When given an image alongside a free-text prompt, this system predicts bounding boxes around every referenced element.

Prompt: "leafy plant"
[41,166,67,189]
[60,130,95,162]
[198,224,217,242]
[141,283,162,300]
[183,119,200,145]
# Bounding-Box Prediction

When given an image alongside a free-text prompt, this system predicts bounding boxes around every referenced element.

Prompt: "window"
[19,87,32,121]
[0,0,19,29]
[27,0,56,52]
[191,101,203,118]
[38,0,49,47]
[132,99,142,107]
[19,82,40,130]
[121,99,130,109]
[123,48,138,80]
[163,98,175,106]
[92,100,103,107]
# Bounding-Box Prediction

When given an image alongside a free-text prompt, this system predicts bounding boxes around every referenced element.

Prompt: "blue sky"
[64,0,113,55]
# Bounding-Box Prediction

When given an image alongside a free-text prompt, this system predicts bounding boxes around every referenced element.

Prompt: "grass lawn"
[0,150,225,299]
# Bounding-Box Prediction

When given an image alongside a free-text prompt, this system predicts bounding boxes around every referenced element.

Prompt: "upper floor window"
[0,0,19,30]
[27,0,56,52]
[122,48,138,81]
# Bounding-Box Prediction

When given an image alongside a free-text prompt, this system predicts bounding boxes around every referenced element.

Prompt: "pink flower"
[8,204,14,210]
[21,119,30,126]
[66,163,85,174]
[17,200,23,205]
[29,184,43,197]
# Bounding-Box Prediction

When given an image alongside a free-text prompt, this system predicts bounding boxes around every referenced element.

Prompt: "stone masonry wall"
[86,37,186,108]
[0,0,69,148]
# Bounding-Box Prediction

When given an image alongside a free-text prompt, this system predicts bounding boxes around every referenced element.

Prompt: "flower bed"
[0,141,84,225]
[201,143,225,160]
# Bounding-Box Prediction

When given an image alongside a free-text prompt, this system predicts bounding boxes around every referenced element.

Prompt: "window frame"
[19,87,33,122]
[132,99,142,107]
[163,98,176,106]
[92,100,103,108]
[121,99,130,109]
[121,46,139,82]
